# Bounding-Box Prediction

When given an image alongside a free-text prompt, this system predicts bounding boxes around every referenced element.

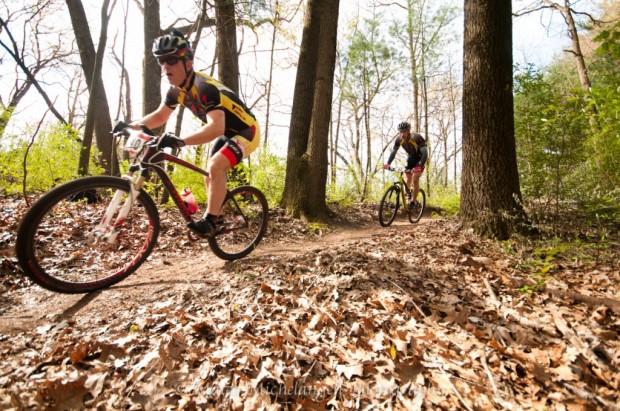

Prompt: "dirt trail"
[1,205,618,409]
[0,219,416,335]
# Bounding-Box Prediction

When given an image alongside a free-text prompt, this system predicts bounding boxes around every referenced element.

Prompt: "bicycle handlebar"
[384,166,408,173]
[114,127,156,154]
[112,124,156,139]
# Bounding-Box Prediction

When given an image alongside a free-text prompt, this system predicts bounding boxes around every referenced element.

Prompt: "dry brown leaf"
[35,375,89,410]
[336,363,364,379]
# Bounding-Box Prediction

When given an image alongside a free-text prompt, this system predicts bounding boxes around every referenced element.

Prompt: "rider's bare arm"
[182,109,226,146]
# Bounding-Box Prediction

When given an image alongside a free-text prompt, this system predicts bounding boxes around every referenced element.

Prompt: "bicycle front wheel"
[379,185,400,227]
[208,185,269,261]
[408,188,426,223]
[15,176,160,293]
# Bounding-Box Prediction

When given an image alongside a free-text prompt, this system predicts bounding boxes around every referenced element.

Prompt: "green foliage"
[169,158,209,206]
[162,148,286,210]
[0,103,14,137]
[0,124,103,195]
[514,63,590,202]
[518,279,546,295]
[429,185,460,216]
[326,164,386,204]
[514,17,620,211]
[246,147,286,206]
[583,199,620,225]
[581,46,620,202]
[306,221,328,234]
[594,22,620,60]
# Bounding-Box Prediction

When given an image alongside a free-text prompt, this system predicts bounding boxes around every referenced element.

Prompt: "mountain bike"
[15,125,269,294]
[378,166,426,227]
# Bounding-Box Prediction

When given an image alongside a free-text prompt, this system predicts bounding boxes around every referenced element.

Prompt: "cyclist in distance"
[383,121,428,208]
[114,29,260,237]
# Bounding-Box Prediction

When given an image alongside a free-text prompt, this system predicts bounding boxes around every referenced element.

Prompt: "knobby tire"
[207,185,269,260]
[407,188,426,224]
[379,185,400,227]
[15,176,160,293]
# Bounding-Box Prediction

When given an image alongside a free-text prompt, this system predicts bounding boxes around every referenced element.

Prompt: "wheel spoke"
[16,177,159,293]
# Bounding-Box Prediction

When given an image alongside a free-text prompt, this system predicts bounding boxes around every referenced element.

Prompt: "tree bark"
[554,0,599,129]
[306,0,339,219]
[143,0,161,118]
[281,0,321,218]
[66,0,116,175]
[215,0,240,93]
[406,3,421,131]
[263,0,281,147]
[461,0,529,240]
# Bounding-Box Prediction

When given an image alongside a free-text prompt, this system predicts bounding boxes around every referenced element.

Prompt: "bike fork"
[94,175,145,244]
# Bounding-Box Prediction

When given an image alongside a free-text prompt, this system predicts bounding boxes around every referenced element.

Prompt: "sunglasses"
[157,56,181,66]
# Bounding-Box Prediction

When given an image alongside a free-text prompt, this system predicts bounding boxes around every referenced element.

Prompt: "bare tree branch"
[0,17,67,125]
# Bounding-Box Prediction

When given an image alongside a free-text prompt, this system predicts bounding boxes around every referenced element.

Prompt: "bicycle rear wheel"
[15,176,160,293]
[379,185,400,227]
[208,185,269,261]
[407,188,426,223]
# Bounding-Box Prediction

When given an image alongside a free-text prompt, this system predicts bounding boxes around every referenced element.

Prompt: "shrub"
[0,124,103,195]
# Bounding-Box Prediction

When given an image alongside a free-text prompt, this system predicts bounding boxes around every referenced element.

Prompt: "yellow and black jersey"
[164,71,257,142]
[387,132,428,167]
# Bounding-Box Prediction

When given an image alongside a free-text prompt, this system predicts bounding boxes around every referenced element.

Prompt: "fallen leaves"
[0,198,618,409]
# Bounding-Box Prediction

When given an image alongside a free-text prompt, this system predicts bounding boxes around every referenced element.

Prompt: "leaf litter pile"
[0,196,619,410]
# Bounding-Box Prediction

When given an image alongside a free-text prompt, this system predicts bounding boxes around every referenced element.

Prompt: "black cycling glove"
[112,120,130,134]
[151,132,186,150]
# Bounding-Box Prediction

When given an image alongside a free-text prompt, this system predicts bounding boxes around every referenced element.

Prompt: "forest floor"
[0,195,618,410]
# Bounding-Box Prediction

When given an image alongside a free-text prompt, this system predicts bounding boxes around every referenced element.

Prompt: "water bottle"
[181,188,198,214]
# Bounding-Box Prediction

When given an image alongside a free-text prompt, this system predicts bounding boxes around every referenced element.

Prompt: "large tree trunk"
[66,0,116,176]
[143,0,161,118]
[215,0,239,93]
[281,0,321,218]
[461,0,529,240]
[306,0,339,219]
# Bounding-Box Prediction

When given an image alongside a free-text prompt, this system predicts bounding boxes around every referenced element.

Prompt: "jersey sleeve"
[163,87,180,109]
[387,137,401,164]
[417,146,429,166]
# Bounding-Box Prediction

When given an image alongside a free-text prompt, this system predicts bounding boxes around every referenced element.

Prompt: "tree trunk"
[558,0,599,129]
[66,0,116,176]
[422,52,430,198]
[332,46,352,186]
[461,0,529,240]
[143,0,161,118]
[281,0,321,218]
[264,0,281,147]
[111,3,132,126]
[306,0,339,219]
[215,0,239,93]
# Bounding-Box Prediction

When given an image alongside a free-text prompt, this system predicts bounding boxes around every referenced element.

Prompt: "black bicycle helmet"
[397,121,411,131]
[152,29,193,60]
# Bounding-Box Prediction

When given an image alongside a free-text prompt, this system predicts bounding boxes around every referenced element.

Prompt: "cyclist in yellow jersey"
[383,121,428,208]
[113,29,260,236]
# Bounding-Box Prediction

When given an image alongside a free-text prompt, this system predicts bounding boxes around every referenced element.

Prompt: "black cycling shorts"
[211,136,244,167]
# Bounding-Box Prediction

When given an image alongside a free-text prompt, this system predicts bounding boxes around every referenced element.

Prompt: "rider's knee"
[207,156,230,178]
